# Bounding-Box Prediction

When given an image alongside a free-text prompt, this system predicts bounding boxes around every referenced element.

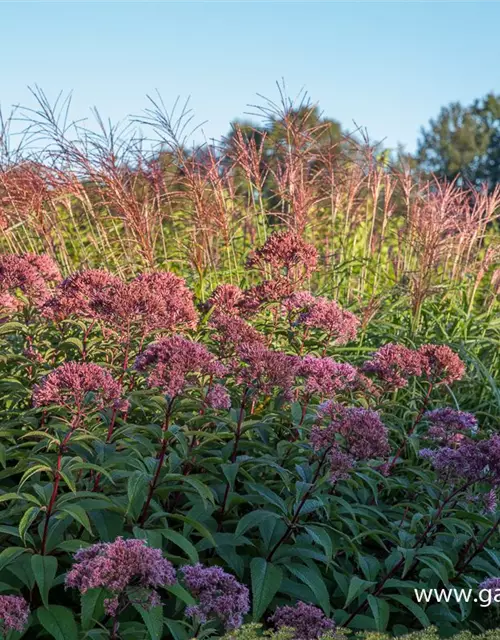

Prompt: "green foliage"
[417,92,500,188]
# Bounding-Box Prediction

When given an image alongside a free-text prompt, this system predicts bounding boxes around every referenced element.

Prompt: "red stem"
[138,400,174,526]
[40,413,81,555]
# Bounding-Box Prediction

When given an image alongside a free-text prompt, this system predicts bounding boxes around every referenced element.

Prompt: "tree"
[417,93,500,189]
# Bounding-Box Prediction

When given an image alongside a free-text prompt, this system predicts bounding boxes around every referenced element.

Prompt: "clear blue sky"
[1,1,499,152]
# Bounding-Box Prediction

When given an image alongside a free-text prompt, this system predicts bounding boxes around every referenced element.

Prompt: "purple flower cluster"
[268,601,335,639]
[297,356,358,396]
[362,343,424,389]
[296,296,360,345]
[247,230,318,281]
[206,384,231,410]
[423,407,478,445]
[65,537,176,615]
[363,343,466,389]
[312,402,389,480]
[135,335,226,397]
[478,577,500,594]
[420,435,500,484]
[206,284,245,316]
[210,313,266,357]
[182,563,250,630]
[237,343,298,400]
[0,252,61,311]
[0,595,29,633]
[43,269,198,334]
[32,362,124,411]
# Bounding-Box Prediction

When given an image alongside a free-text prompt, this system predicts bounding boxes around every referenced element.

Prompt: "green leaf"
[344,576,376,607]
[37,605,79,640]
[19,506,40,544]
[250,558,282,621]
[81,588,106,631]
[165,584,196,606]
[132,603,163,640]
[0,547,27,572]
[248,483,287,514]
[304,525,333,561]
[367,594,390,631]
[389,594,430,627]
[287,564,330,614]
[60,504,92,534]
[235,510,280,537]
[160,529,198,564]
[31,555,58,608]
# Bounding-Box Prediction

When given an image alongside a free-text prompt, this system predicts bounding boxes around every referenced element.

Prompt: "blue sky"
[1,1,499,152]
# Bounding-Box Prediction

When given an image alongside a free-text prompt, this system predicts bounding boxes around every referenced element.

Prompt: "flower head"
[42,269,124,322]
[210,313,266,358]
[32,362,124,410]
[479,577,500,594]
[65,537,176,615]
[0,252,60,309]
[247,231,318,281]
[297,296,359,345]
[127,271,198,332]
[418,344,466,385]
[312,403,389,480]
[0,595,29,633]
[297,356,358,397]
[206,284,245,316]
[423,407,478,445]
[268,601,335,639]
[206,384,231,410]
[419,435,500,484]
[182,563,250,630]
[135,336,226,397]
[237,343,299,400]
[362,343,424,389]
[240,278,296,314]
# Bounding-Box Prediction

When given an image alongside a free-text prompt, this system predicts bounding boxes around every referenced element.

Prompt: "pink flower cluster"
[135,335,226,398]
[237,342,298,400]
[206,384,231,410]
[65,537,176,616]
[43,269,198,334]
[32,362,124,411]
[268,601,335,639]
[294,295,360,345]
[312,402,390,480]
[0,252,61,311]
[297,356,358,396]
[363,343,466,389]
[182,563,250,630]
[0,595,29,633]
[247,230,318,281]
